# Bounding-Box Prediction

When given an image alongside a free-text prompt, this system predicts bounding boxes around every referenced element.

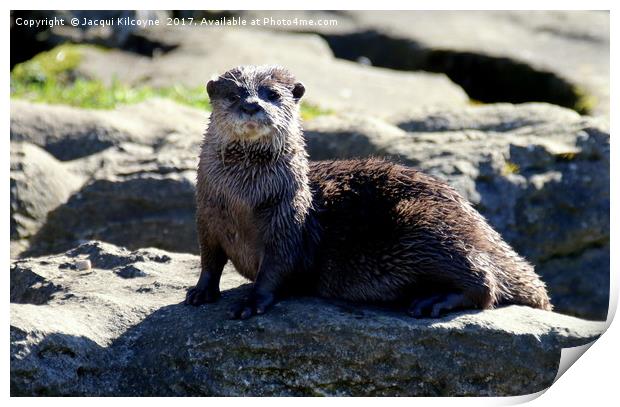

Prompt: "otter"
[185,65,552,319]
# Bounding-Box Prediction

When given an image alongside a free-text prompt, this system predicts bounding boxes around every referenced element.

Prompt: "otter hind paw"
[407,293,471,318]
[185,286,221,306]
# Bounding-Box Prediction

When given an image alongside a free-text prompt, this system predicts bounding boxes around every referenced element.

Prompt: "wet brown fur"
[186,65,552,319]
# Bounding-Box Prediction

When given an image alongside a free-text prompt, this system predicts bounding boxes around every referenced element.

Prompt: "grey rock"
[240,10,609,116]
[115,264,148,279]
[73,26,468,117]
[11,100,203,257]
[26,172,198,257]
[10,241,604,396]
[540,243,610,320]
[305,114,408,160]
[10,98,206,160]
[10,142,84,255]
[11,240,31,260]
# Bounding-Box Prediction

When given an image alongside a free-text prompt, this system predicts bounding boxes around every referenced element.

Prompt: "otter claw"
[407,293,469,318]
[185,286,220,306]
[229,291,275,320]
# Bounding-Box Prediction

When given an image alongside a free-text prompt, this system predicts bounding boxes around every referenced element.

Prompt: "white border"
[3,1,617,404]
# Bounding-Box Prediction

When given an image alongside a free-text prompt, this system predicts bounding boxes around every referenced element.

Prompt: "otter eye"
[226,93,239,103]
[267,90,280,101]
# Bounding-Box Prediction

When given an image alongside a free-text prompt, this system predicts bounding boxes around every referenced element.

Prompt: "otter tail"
[493,248,553,311]
[503,271,553,311]
[462,203,553,311]
[443,187,553,312]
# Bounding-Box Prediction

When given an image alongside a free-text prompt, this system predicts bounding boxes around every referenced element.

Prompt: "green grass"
[12,78,212,111]
[11,45,212,111]
[11,44,331,120]
[299,103,332,121]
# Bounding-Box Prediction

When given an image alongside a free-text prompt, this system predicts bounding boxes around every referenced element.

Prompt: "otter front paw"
[185,286,221,306]
[228,291,275,320]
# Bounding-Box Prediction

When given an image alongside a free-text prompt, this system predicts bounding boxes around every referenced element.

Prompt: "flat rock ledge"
[11,241,603,396]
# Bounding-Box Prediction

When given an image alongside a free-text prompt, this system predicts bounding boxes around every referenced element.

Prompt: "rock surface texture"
[10,242,604,396]
[10,142,84,257]
[10,99,202,258]
[72,26,468,117]
[240,10,609,116]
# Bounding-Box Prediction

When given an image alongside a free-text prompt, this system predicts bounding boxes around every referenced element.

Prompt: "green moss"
[11,44,84,85]
[468,98,485,106]
[556,151,577,161]
[11,44,332,119]
[12,77,212,110]
[573,86,597,115]
[502,161,520,175]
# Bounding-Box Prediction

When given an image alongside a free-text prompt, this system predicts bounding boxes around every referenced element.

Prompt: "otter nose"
[240,102,261,115]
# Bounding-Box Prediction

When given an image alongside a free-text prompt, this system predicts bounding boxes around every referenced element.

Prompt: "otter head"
[206,65,305,144]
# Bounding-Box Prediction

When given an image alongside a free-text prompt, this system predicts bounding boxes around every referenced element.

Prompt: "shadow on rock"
[11,277,602,396]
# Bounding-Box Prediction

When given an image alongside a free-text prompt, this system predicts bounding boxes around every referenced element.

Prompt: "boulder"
[10,141,84,257]
[304,114,408,160]
[73,26,468,117]
[240,10,609,116]
[10,99,205,258]
[10,98,206,161]
[26,172,198,257]
[10,241,604,396]
[14,100,202,257]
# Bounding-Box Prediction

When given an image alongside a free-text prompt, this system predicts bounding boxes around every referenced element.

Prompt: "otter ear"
[292,82,305,102]
[206,79,218,99]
